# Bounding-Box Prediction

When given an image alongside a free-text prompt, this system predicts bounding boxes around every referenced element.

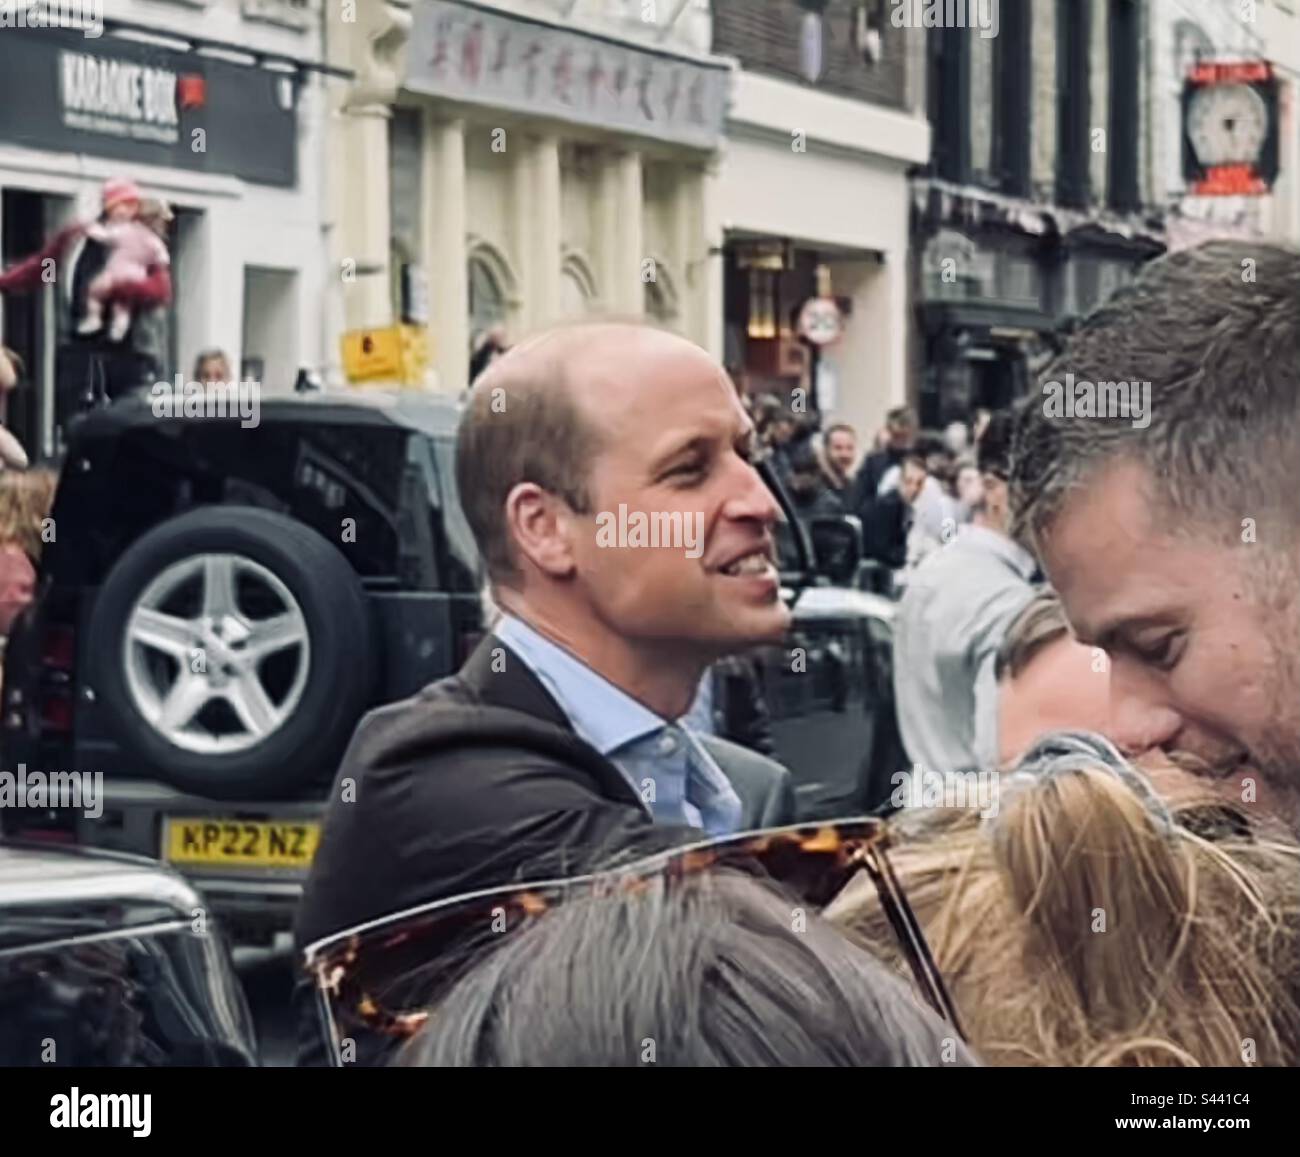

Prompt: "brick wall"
[711,0,909,110]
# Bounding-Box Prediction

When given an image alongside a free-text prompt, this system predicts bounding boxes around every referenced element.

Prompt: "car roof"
[0,841,204,926]
[72,388,467,440]
[792,584,896,622]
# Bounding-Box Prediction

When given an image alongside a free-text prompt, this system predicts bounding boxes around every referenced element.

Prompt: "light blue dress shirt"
[494,615,742,836]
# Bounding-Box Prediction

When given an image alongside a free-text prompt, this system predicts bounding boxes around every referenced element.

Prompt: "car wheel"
[87,506,374,800]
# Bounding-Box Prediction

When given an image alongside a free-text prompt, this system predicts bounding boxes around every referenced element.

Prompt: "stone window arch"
[642,255,681,325]
[466,236,521,346]
[560,249,600,317]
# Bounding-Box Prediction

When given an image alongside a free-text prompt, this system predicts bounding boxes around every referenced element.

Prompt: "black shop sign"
[0,28,298,187]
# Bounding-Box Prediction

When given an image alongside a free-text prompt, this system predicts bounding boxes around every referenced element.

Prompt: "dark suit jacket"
[860,491,912,570]
[295,635,795,952]
[851,447,903,510]
[293,636,795,1064]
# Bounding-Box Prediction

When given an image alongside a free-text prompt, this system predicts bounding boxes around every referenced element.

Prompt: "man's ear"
[503,482,577,579]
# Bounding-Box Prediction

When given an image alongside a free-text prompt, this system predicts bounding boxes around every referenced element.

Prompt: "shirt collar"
[957,524,1038,581]
[494,614,666,755]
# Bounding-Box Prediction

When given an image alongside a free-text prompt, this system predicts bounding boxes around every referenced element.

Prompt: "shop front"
[0,22,324,459]
[910,181,1166,429]
[716,68,929,440]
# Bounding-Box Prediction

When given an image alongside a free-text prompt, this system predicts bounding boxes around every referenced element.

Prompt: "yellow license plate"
[164,818,321,869]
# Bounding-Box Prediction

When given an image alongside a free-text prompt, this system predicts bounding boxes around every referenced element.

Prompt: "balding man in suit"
[297,323,797,958]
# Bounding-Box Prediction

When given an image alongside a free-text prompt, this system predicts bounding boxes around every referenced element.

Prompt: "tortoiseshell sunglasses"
[302,819,964,1066]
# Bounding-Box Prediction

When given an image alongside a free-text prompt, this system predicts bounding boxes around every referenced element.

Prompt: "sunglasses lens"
[310,821,962,1061]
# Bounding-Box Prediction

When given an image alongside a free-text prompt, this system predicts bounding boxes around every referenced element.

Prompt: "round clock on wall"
[1181,59,1279,196]
[1186,82,1269,168]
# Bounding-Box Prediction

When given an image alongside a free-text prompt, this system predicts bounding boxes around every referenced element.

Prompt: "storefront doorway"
[243,267,299,389]
[723,237,815,406]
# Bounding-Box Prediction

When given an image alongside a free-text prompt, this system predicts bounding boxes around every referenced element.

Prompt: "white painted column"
[336,103,394,332]
[508,135,535,335]
[699,158,725,362]
[595,148,624,315]
[672,160,722,353]
[531,134,563,327]
[426,113,468,393]
[609,148,644,314]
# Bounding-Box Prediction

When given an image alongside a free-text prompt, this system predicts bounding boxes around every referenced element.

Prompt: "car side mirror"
[809,515,863,586]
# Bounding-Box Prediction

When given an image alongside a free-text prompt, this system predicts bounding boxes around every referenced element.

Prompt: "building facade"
[329,0,728,393]
[0,0,331,458]
[911,0,1168,428]
[710,0,929,443]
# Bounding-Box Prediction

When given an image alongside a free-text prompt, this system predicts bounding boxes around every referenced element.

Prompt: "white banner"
[407,0,730,151]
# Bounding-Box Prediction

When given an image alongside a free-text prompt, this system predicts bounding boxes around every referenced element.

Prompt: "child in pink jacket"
[77,177,171,342]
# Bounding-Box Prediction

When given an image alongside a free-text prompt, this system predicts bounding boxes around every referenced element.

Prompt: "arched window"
[642,257,680,325]
[468,254,505,337]
[466,237,521,353]
[560,250,600,317]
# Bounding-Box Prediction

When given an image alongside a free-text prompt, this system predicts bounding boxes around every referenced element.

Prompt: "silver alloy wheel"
[123,553,310,754]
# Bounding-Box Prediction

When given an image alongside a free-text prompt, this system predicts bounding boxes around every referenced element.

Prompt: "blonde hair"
[995,586,1070,681]
[833,736,1300,1066]
[0,468,58,560]
[137,197,174,239]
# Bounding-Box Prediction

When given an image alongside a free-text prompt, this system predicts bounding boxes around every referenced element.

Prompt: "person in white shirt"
[893,412,1037,775]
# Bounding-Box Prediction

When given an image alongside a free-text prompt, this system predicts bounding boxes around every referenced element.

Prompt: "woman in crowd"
[830,732,1300,1067]
[0,468,59,695]
[0,345,29,471]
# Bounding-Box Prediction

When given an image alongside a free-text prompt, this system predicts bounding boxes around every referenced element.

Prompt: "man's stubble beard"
[1248,572,1300,834]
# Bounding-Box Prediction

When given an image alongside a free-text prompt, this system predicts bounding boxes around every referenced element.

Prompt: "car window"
[424,435,482,593]
[775,517,802,575]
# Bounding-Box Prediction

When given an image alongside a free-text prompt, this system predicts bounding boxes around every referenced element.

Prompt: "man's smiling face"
[566,331,791,657]
[1039,458,1300,828]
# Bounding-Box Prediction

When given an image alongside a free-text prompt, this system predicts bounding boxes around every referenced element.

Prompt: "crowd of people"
[294,238,1300,1070]
[742,392,993,587]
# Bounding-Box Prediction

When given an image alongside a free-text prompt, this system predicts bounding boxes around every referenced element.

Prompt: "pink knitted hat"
[102,176,142,214]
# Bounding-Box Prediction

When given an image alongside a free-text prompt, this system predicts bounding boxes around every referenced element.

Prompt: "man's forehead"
[1042,462,1199,640]
[563,332,747,447]
[574,329,723,390]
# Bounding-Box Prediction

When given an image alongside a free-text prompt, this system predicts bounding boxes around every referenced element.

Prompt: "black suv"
[1,391,903,941]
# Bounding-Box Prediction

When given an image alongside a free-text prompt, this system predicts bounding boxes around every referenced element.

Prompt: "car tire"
[86,506,374,800]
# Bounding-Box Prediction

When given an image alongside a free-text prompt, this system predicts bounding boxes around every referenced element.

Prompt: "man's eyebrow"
[650,434,712,471]
[650,422,756,471]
